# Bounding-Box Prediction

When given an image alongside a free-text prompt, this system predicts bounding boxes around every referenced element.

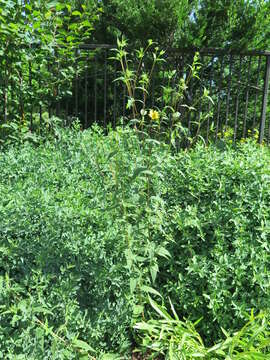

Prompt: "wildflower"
[149,109,160,121]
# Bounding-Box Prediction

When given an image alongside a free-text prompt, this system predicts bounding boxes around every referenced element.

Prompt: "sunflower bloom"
[149,109,160,121]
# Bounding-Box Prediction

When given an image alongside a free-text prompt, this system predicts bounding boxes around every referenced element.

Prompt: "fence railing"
[1,44,270,144]
[165,48,270,144]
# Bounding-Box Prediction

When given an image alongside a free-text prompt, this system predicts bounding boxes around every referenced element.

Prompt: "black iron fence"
[164,48,270,144]
[1,44,270,144]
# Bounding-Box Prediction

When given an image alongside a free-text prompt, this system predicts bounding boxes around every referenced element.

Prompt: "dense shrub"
[159,140,270,342]
[1,126,270,357]
[0,125,170,358]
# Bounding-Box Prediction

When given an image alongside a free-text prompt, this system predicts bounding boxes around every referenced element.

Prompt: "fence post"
[259,55,270,143]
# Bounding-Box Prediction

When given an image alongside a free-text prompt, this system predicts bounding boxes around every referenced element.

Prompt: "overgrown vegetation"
[1,125,270,358]
[1,0,270,358]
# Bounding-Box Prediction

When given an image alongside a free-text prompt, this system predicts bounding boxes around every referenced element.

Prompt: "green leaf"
[72,10,82,17]
[150,263,158,283]
[133,305,144,316]
[130,278,138,294]
[33,21,41,30]
[148,296,172,320]
[72,339,95,353]
[141,286,162,297]
[47,1,58,9]
[100,354,123,360]
[131,167,153,181]
[134,322,156,331]
[126,97,135,109]
[107,150,118,161]
[156,246,171,259]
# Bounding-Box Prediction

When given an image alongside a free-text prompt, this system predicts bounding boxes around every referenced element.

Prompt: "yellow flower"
[149,109,160,121]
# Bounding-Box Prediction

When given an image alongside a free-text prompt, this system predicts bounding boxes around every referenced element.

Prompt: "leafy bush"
[159,140,270,342]
[0,125,171,358]
[0,0,100,126]
[1,126,270,357]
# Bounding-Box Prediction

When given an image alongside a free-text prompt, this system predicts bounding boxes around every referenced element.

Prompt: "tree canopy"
[93,0,270,50]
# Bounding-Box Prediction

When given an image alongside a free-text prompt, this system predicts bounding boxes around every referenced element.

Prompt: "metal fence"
[1,44,270,144]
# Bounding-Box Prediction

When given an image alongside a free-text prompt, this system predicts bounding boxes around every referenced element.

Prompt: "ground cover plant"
[1,125,270,358]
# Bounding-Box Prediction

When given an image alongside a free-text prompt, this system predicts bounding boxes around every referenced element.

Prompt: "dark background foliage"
[93,0,270,49]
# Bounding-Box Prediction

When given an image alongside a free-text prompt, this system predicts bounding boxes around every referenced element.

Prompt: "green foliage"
[94,0,193,45]
[0,125,170,357]
[0,0,98,48]
[180,0,270,49]
[158,139,270,343]
[0,115,71,147]
[94,0,270,50]
[0,0,100,126]
[1,126,270,357]
[135,298,270,359]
